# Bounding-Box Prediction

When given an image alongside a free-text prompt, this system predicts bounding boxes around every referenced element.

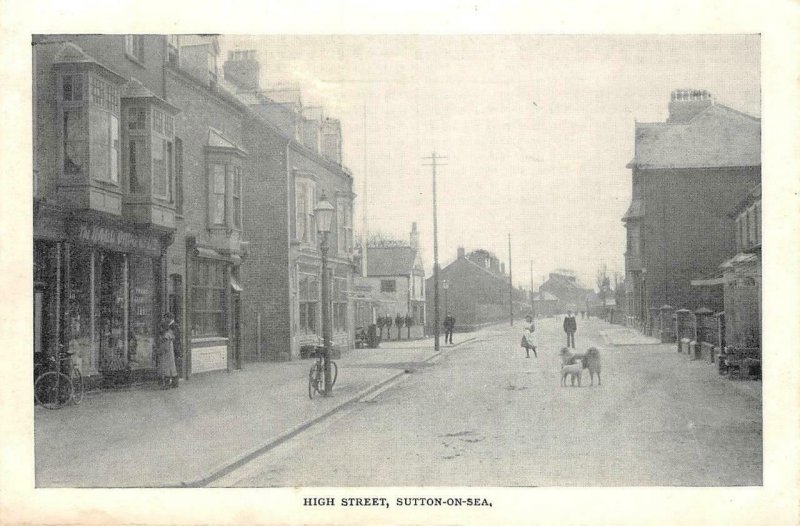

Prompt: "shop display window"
[129,256,156,369]
[96,252,126,372]
[68,246,96,375]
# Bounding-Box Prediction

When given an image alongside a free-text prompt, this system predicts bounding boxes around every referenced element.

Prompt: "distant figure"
[443,315,455,344]
[563,310,577,349]
[521,315,537,358]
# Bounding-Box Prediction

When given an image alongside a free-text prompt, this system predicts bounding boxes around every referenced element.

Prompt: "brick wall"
[240,119,291,361]
[641,166,761,313]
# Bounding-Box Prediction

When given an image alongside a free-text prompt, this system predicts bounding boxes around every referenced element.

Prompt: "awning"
[195,246,226,260]
[230,276,243,292]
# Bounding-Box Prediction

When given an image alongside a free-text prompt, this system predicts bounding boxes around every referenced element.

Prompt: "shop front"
[34,215,171,388]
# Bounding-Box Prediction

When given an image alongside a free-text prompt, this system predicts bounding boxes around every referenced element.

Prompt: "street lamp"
[442,279,449,318]
[315,193,335,396]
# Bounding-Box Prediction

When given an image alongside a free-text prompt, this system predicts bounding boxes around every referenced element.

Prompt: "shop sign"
[75,224,161,255]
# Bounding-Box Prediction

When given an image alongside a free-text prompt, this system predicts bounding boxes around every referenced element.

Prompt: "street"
[213,317,762,487]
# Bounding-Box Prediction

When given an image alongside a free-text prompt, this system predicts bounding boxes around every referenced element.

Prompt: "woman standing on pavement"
[521,315,537,358]
[157,313,179,389]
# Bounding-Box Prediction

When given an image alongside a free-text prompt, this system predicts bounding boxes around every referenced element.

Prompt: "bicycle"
[308,345,338,399]
[34,348,84,409]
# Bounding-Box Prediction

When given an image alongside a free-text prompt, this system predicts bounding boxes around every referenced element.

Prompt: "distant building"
[427,247,526,331]
[623,89,761,326]
[538,271,593,314]
[357,223,426,337]
[532,291,559,317]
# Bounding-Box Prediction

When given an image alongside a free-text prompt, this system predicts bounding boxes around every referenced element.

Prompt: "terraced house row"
[33,35,357,388]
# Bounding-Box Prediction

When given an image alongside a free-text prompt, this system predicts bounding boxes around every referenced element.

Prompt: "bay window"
[205,129,246,231]
[59,71,121,184]
[121,93,178,204]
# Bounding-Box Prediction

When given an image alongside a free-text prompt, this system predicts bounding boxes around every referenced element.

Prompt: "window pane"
[110,115,119,183]
[296,183,306,240]
[166,141,173,202]
[63,74,73,101]
[175,138,184,214]
[152,137,166,196]
[90,111,110,180]
[63,109,87,175]
[129,140,138,192]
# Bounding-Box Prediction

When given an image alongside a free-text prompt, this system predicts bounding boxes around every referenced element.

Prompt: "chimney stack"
[223,49,260,91]
[457,246,465,259]
[667,89,714,123]
[410,222,419,250]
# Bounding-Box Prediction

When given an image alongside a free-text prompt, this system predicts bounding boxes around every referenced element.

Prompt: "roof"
[628,104,760,169]
[533,291,558,301]
[622,199,645,221]
[366,247,417,276]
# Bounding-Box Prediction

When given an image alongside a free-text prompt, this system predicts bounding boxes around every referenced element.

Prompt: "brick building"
[222,50,356,361]
[622,89,761,327]
[538,271,593,315]
[32,35,356,392]
[426,248,527,331]
[33,34,254,385]
[691,184,761,349]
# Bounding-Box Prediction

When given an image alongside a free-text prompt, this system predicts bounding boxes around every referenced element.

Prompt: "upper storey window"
[206,128,246,232]
[125,35,145,64]
[121,78,179,201]
[58,69,122,185]
[295,175,317,246]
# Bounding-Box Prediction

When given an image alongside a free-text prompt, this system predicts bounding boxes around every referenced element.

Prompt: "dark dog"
[585,347,602,386]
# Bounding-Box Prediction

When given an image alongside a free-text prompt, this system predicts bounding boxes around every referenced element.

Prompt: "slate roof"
[366,246,417,276]
[622,199,645,221]
[627,104,760,169]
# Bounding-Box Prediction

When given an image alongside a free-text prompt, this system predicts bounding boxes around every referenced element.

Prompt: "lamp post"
[442,279,449,318]
[315,193,335,396]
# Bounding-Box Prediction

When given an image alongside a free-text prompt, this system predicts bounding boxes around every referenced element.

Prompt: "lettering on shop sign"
[77,224,160,254]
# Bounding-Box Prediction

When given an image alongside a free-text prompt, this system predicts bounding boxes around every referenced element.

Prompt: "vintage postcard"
[2,1,799,525]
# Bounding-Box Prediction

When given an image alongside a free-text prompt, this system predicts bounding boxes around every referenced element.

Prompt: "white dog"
[561,362,583,387]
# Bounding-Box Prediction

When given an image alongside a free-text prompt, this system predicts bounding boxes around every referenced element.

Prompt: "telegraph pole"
[508,233,513,326]
[423,152,446,353]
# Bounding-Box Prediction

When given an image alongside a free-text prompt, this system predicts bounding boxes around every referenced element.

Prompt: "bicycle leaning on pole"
[34,345,84,409]
[307,345,338,399]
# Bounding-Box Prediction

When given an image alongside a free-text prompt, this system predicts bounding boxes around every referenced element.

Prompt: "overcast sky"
[222,35,760,290]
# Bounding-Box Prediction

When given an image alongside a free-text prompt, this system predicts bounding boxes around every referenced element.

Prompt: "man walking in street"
[444,315,455,344]
[563,310,577,349]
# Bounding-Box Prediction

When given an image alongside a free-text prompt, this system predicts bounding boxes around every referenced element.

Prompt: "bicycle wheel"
[71,367,84,405]
[330,361,338,388]
[308,363,321,399]
[34,372,73,409]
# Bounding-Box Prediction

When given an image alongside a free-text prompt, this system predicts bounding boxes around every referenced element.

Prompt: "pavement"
[599,325,662,346]
[34,328,483,487]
